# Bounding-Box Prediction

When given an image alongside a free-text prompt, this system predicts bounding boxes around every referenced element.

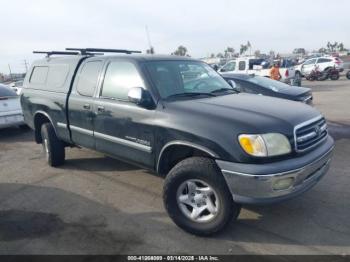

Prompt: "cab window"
[221,61,236,71]
[76,61,103,97]
[238,61,246,71]
[101,61,144,101]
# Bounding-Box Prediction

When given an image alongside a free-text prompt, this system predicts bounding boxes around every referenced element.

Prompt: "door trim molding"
[70,125,94,136]
[94,131,152,153]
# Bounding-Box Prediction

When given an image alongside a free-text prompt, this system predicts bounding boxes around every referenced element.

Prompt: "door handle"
[83,104,91,110]
[97,105,105,112]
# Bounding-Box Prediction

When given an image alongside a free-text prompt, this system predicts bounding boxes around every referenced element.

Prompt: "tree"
[338,42,345,51]
[254,50,261,57]
[210,53,215,58]
[172,45,189,56]
[318,47,327,53]
[146,46,155,54]
[224,47,235,58]
[293,48,306,55]
[239,44,248,55]
[247,41,252,55]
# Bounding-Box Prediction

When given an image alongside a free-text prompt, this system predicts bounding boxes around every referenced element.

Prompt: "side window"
[47,64,69,88]
[222,62,236,71]
[101,61,144,100]
[318,58,331,63]
[235,80,255,93]
[30,66,49,84]
[304,59,316,65]
[238,61,246,71]
[76,61,103,97]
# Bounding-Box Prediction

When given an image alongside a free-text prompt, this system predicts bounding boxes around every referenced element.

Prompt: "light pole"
[8,64,12,81]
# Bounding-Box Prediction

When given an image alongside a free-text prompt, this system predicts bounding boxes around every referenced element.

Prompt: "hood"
[165,93,321,135]
[273,86,311,97]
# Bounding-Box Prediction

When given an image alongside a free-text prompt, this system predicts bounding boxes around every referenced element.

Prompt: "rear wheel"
[40,123,65,167]
[163,157,241,236]
[330,73,340,80]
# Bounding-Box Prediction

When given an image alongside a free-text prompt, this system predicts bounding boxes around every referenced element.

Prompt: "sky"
[0,0,349,73]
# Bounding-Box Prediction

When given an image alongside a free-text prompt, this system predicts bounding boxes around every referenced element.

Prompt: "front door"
[93,59,155,168]
[301,58,317,75]
[68,59,104,149]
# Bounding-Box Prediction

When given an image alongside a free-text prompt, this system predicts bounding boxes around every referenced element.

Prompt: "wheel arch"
[157,141,219,177]
[33,111,56,143]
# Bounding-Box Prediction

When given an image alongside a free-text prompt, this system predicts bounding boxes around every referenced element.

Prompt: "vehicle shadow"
[0,182,349,255]
[0,127,33,143]
[216,192,350,248]
[0,183,147,254]
[62,156,142,172]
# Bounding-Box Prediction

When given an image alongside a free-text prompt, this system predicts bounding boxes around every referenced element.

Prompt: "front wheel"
[346,71,350,80]
[163,157,241,236]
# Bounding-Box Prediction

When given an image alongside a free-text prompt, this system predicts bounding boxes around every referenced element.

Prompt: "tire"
[346,71,350,80]
[40,123,65,167]
[307,75,315,81]
[163,157,241,236]
[330,73,339,80]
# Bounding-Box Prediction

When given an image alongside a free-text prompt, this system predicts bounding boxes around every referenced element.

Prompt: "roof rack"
[33,51,80,57]
[66,48,142,55]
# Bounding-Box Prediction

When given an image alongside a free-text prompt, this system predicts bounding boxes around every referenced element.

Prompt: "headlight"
[238,133,291,157]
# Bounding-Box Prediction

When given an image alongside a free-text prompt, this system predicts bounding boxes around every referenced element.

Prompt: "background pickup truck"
[21,48,334,236]
[218,57,297,84]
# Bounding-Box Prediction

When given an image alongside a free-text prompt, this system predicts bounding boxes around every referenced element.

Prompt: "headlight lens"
[238,133,291,157]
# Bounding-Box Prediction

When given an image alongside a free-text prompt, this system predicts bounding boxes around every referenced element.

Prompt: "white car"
[295,56,344,77]
[8,80,24,95]
[0,84,25,129]
[218,57,296,84]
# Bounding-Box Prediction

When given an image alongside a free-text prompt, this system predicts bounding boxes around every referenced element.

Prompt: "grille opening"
[295,117,327,152]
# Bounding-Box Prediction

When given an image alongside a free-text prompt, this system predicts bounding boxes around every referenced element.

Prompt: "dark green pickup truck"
[21,48,334,235]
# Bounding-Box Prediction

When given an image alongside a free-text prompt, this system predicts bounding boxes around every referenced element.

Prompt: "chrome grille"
[294,117,328,152]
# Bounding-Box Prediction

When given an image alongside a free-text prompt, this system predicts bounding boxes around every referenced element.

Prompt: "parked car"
[218,57,296,84]
[8,80,24,95]
[295,56,344,77]
[222,73,313,104]
[21,48,334,236]
[0,84,25,129]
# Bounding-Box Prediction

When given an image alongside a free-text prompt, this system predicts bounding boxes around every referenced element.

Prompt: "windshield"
[145,61,233,99]
[245,76,291,92]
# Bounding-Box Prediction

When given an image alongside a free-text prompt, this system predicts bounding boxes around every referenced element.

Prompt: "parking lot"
[0,78,349,255]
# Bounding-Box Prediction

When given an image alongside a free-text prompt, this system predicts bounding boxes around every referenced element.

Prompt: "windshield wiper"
[211,88,236,94]
[166,92,216,99]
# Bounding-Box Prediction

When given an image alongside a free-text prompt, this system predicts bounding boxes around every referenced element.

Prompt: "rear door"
[93,58,155,168]
[68,59,104,149]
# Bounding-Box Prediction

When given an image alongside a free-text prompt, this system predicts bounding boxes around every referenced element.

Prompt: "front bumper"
[216,136,334,204]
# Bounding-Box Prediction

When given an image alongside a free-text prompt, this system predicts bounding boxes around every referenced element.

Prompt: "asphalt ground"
[0,77,349,255]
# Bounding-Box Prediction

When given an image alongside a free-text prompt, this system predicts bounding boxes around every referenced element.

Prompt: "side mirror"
[228,80,241,92]
[128,87,154,108]
[219,68,226,72]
